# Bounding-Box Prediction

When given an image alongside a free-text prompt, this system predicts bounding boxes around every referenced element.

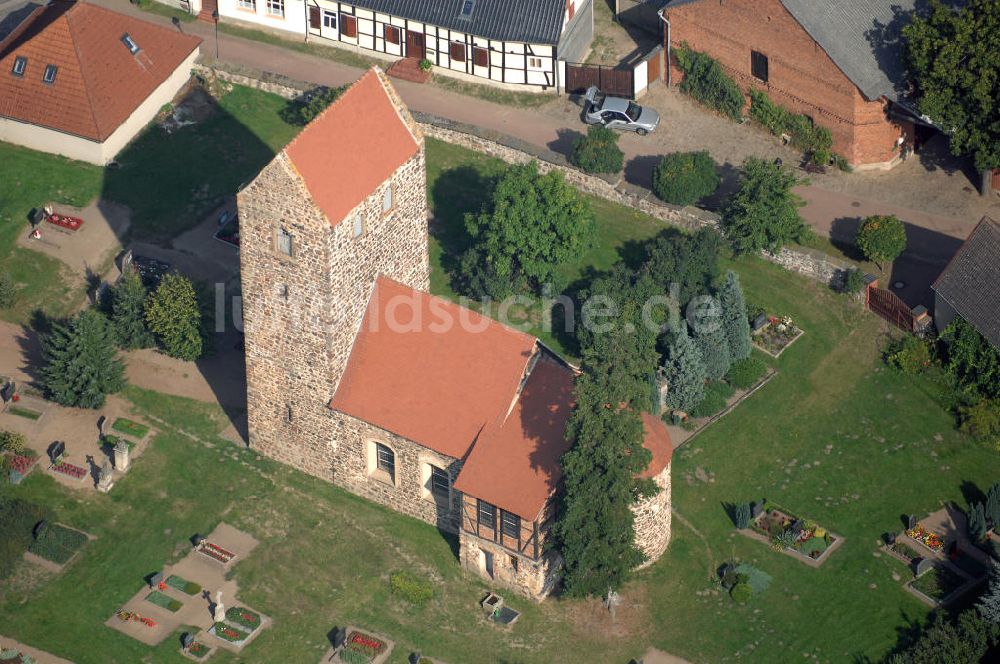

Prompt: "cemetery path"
[0,634,74,664]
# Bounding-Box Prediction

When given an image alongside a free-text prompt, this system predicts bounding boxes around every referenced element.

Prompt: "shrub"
[390,570,434,605]
[856,214,907,268]
[730,582,753,603]
[0,430,27,455]
[842,268,865,294]
[145,273,203,361]
[733,502,751,529]
[570,125,624,174]
[280,85,345,126]
[690,381,735,418]
[674,45,744,120]
[748,89,835,164]
[733,563,772,593]
[0,270,16,309]
[651,151,720,205]
[419,58,432,71]
[770,528,797,551]
[885,335,932,375]
[726,357,767,390]
[940,317,1000,399]
[960,399,1000,448]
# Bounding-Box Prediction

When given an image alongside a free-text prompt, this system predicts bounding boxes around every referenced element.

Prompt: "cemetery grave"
[752,315,804,358]
[26,523,89,566]
[743,501,842,565]
[905,563,970,605]
[111,417,151,440]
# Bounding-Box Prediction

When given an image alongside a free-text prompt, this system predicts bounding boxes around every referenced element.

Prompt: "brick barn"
[237,67,673,599]
[657,0,939,170]
[0,0,200,165]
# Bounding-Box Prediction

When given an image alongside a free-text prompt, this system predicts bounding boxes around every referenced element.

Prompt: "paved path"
[0,635,75,664]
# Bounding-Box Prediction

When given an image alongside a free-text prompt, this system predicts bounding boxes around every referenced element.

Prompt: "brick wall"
[459,531,564,601]
[664,0,909,168]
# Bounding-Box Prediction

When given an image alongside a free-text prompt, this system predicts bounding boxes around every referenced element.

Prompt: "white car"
[583,86,660,135]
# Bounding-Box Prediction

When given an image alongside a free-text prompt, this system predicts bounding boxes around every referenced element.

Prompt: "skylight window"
[11,56,27,77]
[121,33,140,55]
[459,0,474,18]
[42,64,57,84]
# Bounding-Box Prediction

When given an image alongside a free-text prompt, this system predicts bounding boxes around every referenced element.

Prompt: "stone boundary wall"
[198,62,852,289]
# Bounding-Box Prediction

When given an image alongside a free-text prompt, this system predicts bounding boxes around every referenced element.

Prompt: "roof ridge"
[64,1,103,140]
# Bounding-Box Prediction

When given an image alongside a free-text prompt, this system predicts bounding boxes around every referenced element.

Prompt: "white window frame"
[266,0,284,18]
[527,57,543,69]
[322,9,337,29]
[42,64,57,84]
[382,185,393,213]
[238,0,256,10]
[12,56,26,76]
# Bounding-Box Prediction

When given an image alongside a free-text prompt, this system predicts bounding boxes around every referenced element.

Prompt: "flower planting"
[906,524,944,552]
[166,574,202,595]
[225,606,261,630]
[212,622,250,643]
[111,417,150,439]
[116,609,156,628]
[187,641,210,658]
[51,462,87,480]
[343,631,386,662]
[753,316,804,357]
[751,506,837,561]
[197,541,236,564]
[145,590,183,612]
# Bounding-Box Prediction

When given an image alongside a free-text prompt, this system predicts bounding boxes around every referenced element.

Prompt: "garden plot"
[739,502,843,566]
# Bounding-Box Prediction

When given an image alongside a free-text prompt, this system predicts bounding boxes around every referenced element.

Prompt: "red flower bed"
[198,541,236,564]
[52,462,87,479]
[347,631,386,656]
[45,213,84,231]
[10,454,38,474]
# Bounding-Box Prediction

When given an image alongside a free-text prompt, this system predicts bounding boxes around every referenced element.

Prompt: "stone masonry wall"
[459,532,564,601]
[633,462,673,568]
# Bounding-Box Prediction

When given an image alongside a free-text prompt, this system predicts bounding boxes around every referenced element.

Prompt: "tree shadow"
[548,128,584,159]
[959,480,986,509]
[700,161,741,213]
[429,165,497,283]
[623,154,661,190]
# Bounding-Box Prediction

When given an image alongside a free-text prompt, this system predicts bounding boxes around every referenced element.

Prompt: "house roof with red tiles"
[330,276,538,459]
[0,0,201,141]
[285,67,421,227]
[332,276,674,521]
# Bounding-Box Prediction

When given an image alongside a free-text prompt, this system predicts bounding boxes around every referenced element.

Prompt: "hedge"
[674,44,744,120]
[748,88,849,169]
[652,151,720,206]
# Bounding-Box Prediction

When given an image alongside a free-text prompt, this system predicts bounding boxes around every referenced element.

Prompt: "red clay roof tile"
[0,1,201,141]
[284,68,420,227]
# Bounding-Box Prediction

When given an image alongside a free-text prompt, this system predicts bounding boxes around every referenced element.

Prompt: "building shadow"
[0,2,41,41]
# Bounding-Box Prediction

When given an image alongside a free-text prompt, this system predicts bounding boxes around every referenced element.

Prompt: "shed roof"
[932,217,1000,349]
[0,0,201,141]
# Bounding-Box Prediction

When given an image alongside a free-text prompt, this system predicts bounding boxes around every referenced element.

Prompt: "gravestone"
[883,532,896,545]
[751,313,768,332]
[914,558,933,577]
[790,519,805,538]
[98,415,107,437]
[751,500,765,519]
[114,440,131,472]
[97,458,114,493]
[49,441,66,465]
[149,571,164,588]
[192,533,206,547]
[332,627,347,649]
[907,514,918,530]
[0,381,14,403]
[213,590,225,623]
[181,633,194,649]
[119,249,134,275]
[409,653,422,664]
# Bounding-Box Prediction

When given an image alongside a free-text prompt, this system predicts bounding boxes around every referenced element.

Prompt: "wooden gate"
[565,63,634,98]
[866,285,915,332]
[992,168,1000,191]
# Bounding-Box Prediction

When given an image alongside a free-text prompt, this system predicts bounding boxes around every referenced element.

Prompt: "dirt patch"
[160,85,219,134]
[564,583,653,643]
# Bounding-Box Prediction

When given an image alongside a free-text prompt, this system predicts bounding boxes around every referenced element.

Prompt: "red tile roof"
[0,1,201,141]
[330,276,538,459]
[285,68,420,227]
[639,412,673,479]
[453,353,577,520]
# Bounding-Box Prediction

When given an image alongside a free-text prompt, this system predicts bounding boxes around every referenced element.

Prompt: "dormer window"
[42,65,57,85]
[121,34,140,55]
[459,0,474,18]
[11,56,27,77]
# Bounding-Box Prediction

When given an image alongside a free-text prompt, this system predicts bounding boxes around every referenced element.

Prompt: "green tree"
[40,309,126,409]
[856,215,907,269]
[692,318,731,381]
[651,151,720,206]
[987,483,1000,529]
[969,502,988,542]
[575,266,665,365]
[941,317,1000,399]
[960,399,1000,448]
[733,502,751,529]
[888,610,998,663]
[719,270,751,361]
[554,311,658,597]
[722,158,808,254]
[641,228,721,307]
[903,0,1000,171]
[0,270,16,309]
[280,85,345,126]
[570,125,624,174]
[979,559,1000,625]
[109,272,154,350]
[460,162,596,298]
[145,273,203,361]
[662,322,706,413]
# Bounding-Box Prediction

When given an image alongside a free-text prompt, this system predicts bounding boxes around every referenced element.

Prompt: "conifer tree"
[110,271,154,350]
[663,322,706,413]
[694,322,731,381]
[40,309,126,409]
[986,483,1000,529]
[968,502,988,542]
[719,270,752,361]
[979,559,1000,625]
[145,273,203,361]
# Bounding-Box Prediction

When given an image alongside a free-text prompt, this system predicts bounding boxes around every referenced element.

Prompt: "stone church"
[237,67,672,599]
